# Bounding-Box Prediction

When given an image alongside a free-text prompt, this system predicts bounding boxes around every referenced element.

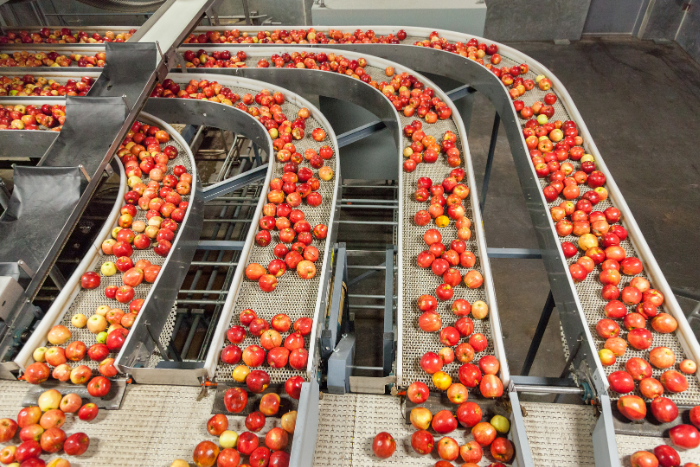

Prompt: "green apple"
[96,331,108,344]
[219,430,239,449]
[101,261,117,276]
[491,414,510,434]
[536,114,548,125]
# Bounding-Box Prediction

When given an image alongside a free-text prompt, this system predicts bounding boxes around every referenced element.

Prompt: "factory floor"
[343,37,700,390]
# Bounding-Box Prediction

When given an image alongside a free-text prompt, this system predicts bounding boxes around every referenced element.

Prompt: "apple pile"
[243,105,332,293]
[177,48,454,123]
[177,386,296,467]
[181,49,249,68]
[0,51,105,68]
[512,62,697,396]
[411,167,502,397]
[0,28,135,44]
[0,104,65,131]
[405,126,463,173]
[0,388,97,466]
[372,384,514,464]
[222,309,313,375]
[25,121,186,383]
[23,322,120,386]
[0,75,93,97]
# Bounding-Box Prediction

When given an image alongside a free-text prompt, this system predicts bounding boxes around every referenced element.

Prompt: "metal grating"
[520,402,597,467]
[314,394,357,467]
[616,434,700,466]
[313,393,498,467]
[215,94,337,384]
[495,53,700,405]
[52,119,192,373]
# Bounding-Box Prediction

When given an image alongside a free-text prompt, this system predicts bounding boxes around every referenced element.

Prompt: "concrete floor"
[343,37,700,382]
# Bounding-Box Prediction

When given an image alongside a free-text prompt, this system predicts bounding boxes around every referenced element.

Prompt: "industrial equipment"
[0,3,698,467]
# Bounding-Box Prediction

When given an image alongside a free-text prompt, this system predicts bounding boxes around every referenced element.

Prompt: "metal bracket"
[155,41,170,83]
[16,260,34,279]
[205,5,220,26]
[143,320,171,362]
[241,0,252,25]
[77,164,91,183]
[48,266,66,291]
[196,376,210,401]
[327,333,355,394]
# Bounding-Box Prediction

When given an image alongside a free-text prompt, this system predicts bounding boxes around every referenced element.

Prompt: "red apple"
[15,440,41,463]
[407,381,430,404]
[63,432,89,456]
[284,376,304,400]
[640,377,664,399]
[654,445,680,467]
[660,370,688,393]
[626,358,653,381]
[608,371,635,394]
[437,436,459,461]
[617,395,647,421]
[491,438,514,463]
[0,418,18,442]
[246,369,270,393]
[87,376,111,398]
[245,411,266,433]
[471,422,497,447]
[650,397,678,423]
[192,440,219,467]
[410,430,435,455]
[432,410,458,434]
[207,414,228,436]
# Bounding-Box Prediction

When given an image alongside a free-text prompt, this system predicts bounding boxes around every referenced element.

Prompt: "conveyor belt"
[519,402,596,467]
[209,82,340,384]
[177,46,509,391]
[494,51,700,405]
[15,114,192,373]
[0,379,280,466]
[190,25,700,403]
[314,393,509,467]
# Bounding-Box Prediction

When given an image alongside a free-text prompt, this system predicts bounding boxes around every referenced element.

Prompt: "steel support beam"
[446,84,475,101]
[383,245,394,376]
[321,244,347,359]
[197,240,245,250]
[201,164,268,202]
[520,291,555,376]
[337,120,386,148]
[486,248,542,259]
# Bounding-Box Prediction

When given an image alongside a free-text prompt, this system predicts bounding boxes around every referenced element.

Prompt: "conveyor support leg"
[520,290,555,376]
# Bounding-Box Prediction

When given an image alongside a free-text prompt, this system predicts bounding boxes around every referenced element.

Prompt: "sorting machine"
[0,3,698,466]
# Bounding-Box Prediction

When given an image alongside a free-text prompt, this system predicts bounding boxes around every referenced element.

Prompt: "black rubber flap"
[40,96,128,176]
[88,42,158,108]
[0,166,83,272]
